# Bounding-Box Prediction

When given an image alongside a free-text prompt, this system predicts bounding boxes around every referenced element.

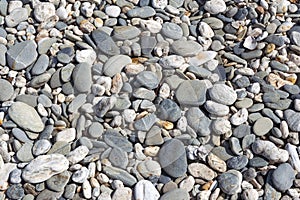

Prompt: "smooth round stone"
[145,125,163,146]
[32,139,51,156]
[204,0,226,14]
[92,29,120,56]
[72,62,92,93]
[103,130,133,152]
[227,155,248,170]
[134,71,159,89]
[235,98,253,109]
[22,154,69,184]
[271,163,295,192]
[113,26,141,40]
[205,100,229,116]
[105,5,121,17]
[217,170,242,195]
[156,99,181,122]
[46,171,70,192]
[230,108,248,126]
[6,40,38,70]
[211,118,231,136]
[72,167,89,183]
[198,22,214,38]
[87,122,104,138]
[207,153,227,172]
[134,180,160,200]
[158,139,187,178]
[0,79,14,101]
[160,189,189,200]
[284,109,300,132]
[161,22,183,40]
[6,184,25,199]
[137,160,161,178]
[188,163,216,181]
[186,107,211,136]
[188,51,217,67]
[109,147,128,169]
[248,157,269,168]
[66,145,89,165]
[283,84,300,95]
[33,2,55,22]
[253,117,273,136]
[31,54,49,75]
[64,184,76,199]
[75,49,96,65]
[127,6,156,18]
[56,128,76,143]
[103,55,132,77]
[175,80,208,107]
[209,83,237,105]
[9,102,44,132]
[202,17,224,29]
[233,124,250,138]
[171,40,203,56]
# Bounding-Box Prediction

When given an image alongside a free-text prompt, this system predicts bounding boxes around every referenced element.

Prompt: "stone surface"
[103,166,137,187]
[134,180,160,200]
[209,83,237,105]
[171,40,203,56]
[72,62,92,93]
[271,163,295,192]
[22,154,69,184]
[0,79,14,101]
[8,102,44,132]
[253,117,273,136]
[217,170,242,195]
[188,163,216,181]
[160,189,189,200]
[103,55,132,77]
[158,139,187,178]
[6,40,38,70]
[33,2,56,22]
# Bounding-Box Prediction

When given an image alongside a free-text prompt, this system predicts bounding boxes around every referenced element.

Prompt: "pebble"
[230,108,248,126]
[5,7,28,27]
[113,26,141,40]
[103,55,132,77]
[109,147,128,168]
[134,180,160,200]
[160,188,189,200]
[171,40,203,56]
[32,139,51,156]
[105,5,121,18]
[33,2,56,22]
[6,40,38,70]
[127,6,156,18]
[284,109,300,132]
[227,155,248,170]
[205,100,229,116]
[217,170,242,195]
[158,139,187,178]
[188,163,216,181]
[161,22,183,40]
[92,29,120,56]
[72,62,92,93]
[6,184,25,199]
[253,117,273,136]
[271,163,295,192]
[46,171,70,192]
[175,80,208,107]
[204,0,227,14]
[31,54,49,75]
[134,71,159,89]
[72,167,89,183]
[156,99,181,122]
[103,166,137,187]
[67,145,89,165]
[0,79,14,101]
[209,83,237,105]
[8,102,44,132]
[22,154,69,183]
[252,140,289,163]
[188,51,217,67]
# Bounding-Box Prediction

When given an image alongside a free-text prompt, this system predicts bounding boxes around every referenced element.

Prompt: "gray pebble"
[103,165,137,187]
[161,22,183,40]
[134,113,157,131]
[0,79,14,102]
[72,62,92,93]
[134,71,159,89]
[217,170,242,195]
[103,129,133,152]
[6,184,25,199]
[171,40,202,56]
[113,26,141,40]
[271,163,295,192]
[109,147,128,169]
[186,107,211,136]
[32,139,51,156]
[46,170,70,192]
[209,83,237,105]
[103,55,131,77]
[92,29,120,56]
[5,7,28,27]
[31,54,49,75]
[127,6,156,18]
[156,99,181,122]
[160,188,189,200]
[227,155,248,170]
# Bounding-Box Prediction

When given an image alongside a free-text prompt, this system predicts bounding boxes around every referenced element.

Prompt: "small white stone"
[241,189,259,200]
[83,180,92,199]
[67,145,89,165]
[286,143,300,172]
[56,7,68,20]
[151,0,168,9]
[112,187,132,200]
[188,51,218,66]
[76,49,96,65]
[134,180,160,200]
[230,108,248,126]
[34,2,56,22]
[199,22,214,38]
[204,0,226,14]
[8,1,23,14]
[179,176,195,192]
[211,118,231,135]
[105,5,121,17]
[243,36,257,50]
[56,128,76,142]
[140,20,162,34]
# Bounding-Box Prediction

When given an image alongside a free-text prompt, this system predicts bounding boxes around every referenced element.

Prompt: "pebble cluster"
[0,0,300,199]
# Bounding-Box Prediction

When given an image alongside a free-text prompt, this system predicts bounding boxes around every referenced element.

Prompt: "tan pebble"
[265,43,275,54]
[158,120,174,130]
[144,146,160,157]
[202,181,213,190]
[111,73,123,94]
[80,19,95,33]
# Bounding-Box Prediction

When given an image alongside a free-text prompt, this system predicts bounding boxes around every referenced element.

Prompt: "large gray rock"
[271,163,295,192]
[8,102,44,132]
[6,40,38,70]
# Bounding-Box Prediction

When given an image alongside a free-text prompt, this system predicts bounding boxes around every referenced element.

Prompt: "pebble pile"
[0,0,300,199]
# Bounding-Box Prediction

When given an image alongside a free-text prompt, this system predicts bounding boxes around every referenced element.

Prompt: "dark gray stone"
[156,99,181,122]
[271,163,295,192]
[72,62,92,93]
[103,129,133,152]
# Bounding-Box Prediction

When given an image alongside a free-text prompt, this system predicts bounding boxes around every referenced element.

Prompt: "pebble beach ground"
[0,0,300,199]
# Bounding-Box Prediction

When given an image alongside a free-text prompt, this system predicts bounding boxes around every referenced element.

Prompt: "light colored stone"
[67,146,89,165]
[56,128,76,143]
[22,154,69,184]
[34,2,56,22]
[198,22,214,38]
[204,0,226,14]
[134,180,160,200]
[188,163,217,181]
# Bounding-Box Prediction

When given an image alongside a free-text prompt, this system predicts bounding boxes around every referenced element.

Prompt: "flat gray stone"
[134,71,159,89]
[113,26,141,40]
[156,99,181,122]
[92,29,120,56]
[8,102,44,132]
[103,55,131,77]
[16,142,34,162]
[22,154,69,184]
[109,147,128,169]
[103,129,133,152]
[171,40,203,56]
[271,163,295,192]
[253,117,273,136]
[7,40,38,70]
[186,107,211,136]
[134,113,157,131]
[5,7,28,27]
[160,189,189,200]
[217,170,242,195]
[103,166,137,187]
[284,109,300,132]
[0,79,14,101]
[72,62,92,93]
[46,171,70,192]
[0,44,7,66]
[175,80,208,107]
[31,54,49,75]
[158,139,187,178]
[127,6,156,18]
